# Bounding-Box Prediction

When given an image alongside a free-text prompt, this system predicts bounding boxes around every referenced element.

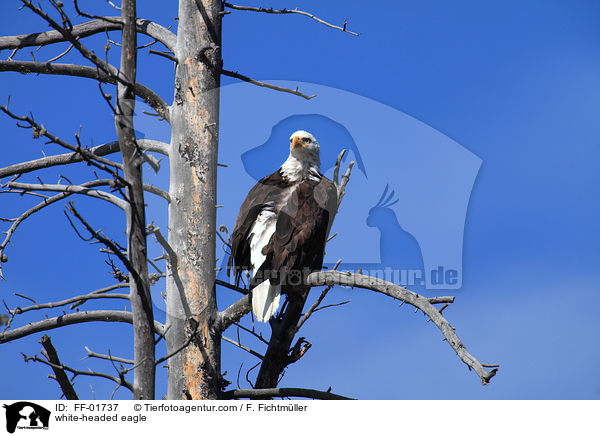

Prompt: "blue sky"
[1,0,599,399]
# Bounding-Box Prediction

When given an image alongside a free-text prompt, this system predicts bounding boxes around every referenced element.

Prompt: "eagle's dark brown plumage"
[227,130,337,321]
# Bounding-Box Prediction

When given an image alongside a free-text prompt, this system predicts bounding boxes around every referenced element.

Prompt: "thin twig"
[222,70,316,100]
[294,259,342,334]
[312,300,351,312]
[333,149,346,185]
[215,279,248,295]
[8,293,129,316]
[65,202,135,275]
[148,49,177,62]
[23,352,133,392]
[46,40,76,62]
[223,3,359,36]
[222,335,264,360]
[245,361,260,389]
[232,321,268,344]
[154,323,199,365]
[0,103,126,180]
[106,0,121,11]
[337,161,354,208]
[216,227,232,250]
[84,347,134,365]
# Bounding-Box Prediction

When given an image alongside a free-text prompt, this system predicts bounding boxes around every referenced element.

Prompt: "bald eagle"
[228,130,338,321]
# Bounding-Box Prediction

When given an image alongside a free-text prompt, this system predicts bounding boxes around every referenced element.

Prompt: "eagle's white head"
[281,130,321,181]
[289,130,319,153]
[285,130,320,173]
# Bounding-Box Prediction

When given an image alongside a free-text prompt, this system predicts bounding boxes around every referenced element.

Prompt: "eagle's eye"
[304,137,312,143]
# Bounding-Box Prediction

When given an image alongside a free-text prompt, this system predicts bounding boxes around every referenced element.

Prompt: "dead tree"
[0,1,498,400]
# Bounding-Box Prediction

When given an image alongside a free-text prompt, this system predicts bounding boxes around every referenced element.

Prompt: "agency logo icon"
[3,402,50,433]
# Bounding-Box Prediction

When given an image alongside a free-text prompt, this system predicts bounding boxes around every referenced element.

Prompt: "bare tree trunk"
[166,0,223,400]
[255,290,309,388]
[116,0,155,400]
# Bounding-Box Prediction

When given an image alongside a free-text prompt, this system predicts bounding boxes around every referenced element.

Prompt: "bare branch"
[46,41,75,63]
[66,202,136,276]
[0,139,168,180]
[215,294,251,332]
[140,184,170,202]
[0,17,176,53]
[336,160,354,208]
[154,322,199,366]
[215,279,248,295]
[0,61,169,121]
[333,149,346,185]
[20,1,122,80]
[146,225,176,262]
[84,347,134,365]
[217,224,232,249]
[40,335,79,399]
[71,283,129,309]
[23,352,133,392]
[429,296,455,304]
[11,1,171,122]
[0,180,127,279]
[294,259,342,334]
[8,292,129,316]
[148,49,177,63]
[223,3,359,36]
[223,387,354,400]
[222,335,264,360]
[6,181,127,210]
[232,321,268,344]
[0,103,126,180]
[305,270,498,385]
[218,268,496,386]
[14,293,37,305]
[312,300,351,312]
[222,70,316,100]
[0,310,165,344]
[294,287,332,333]
[106,0,122,11]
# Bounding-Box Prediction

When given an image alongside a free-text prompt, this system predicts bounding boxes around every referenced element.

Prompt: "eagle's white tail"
[252,280,281,322]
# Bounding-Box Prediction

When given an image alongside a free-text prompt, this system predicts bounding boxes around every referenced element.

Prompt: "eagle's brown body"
[227,131,337,321]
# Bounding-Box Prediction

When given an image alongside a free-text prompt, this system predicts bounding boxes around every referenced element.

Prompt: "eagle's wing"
[227,170,288,285]
[260,174,338,290]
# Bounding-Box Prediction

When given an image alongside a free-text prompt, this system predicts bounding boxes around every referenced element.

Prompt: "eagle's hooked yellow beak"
[291,136,305,149]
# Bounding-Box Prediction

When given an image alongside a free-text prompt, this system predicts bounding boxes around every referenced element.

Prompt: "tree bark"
[166,0,223,399]
[116,0,155,400]
[40,335,79,400]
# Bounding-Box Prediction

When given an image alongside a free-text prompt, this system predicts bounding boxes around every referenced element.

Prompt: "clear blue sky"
[1,0,599,399]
